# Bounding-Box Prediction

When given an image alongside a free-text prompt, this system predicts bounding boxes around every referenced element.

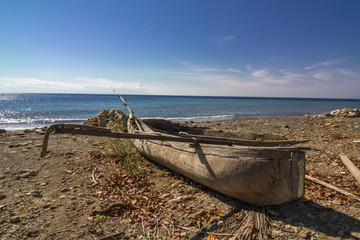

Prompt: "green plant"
[105,123,139,175]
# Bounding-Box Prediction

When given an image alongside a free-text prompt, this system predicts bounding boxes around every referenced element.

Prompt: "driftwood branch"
[339,155,360,184]
[305,175,360,202]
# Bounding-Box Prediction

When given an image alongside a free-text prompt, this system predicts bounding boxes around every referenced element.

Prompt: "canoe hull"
[131,119,305,206]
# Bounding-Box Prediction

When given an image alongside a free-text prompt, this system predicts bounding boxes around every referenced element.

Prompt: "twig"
[94,203,131,215]
[42,229,73,239]
[91,168,99,184]
[161,224,171,237]
[98,232,124,240]
[142,219,146,236]
[179,226,235,236]
[167,195,193,203]
[305,175,360,202]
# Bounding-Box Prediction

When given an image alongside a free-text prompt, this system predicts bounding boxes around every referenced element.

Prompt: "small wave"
[142,114,239,122]
[0,117,88,124]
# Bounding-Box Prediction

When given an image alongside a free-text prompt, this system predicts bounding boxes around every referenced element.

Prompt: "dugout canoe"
[127,115,307,206]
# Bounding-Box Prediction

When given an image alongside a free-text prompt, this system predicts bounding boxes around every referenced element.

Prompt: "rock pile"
[324,108,360,118]
[85,109,128,131]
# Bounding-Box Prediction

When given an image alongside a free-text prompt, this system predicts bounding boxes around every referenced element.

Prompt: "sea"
[1,93,360,130]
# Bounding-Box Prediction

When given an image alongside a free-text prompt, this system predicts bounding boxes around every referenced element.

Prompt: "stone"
[31,190,42,197]
[10,216,21,224]
[17,170,37,179]
[327,223,340,233]
[298,230,310,238]
[350,229,360,238]
[306,212,315,220]
[60,187,70,192]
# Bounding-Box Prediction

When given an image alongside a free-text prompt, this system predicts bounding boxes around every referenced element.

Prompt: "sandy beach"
[0,114,359,239]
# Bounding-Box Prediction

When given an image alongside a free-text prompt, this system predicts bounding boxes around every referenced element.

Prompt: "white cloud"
[305,59,346,70]
[251,70,269,78]
[75,77,143,90]
[209,35,236,48]
[175,59,243,74]
[309,67,360,82]
[0,77,144,92]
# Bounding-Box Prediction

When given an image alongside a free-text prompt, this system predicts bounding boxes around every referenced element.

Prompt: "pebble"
[327,223,340,233]
[306,212,315,220]
[17,170,38,179]
[298,229,310,238]
[350,230,360,238]
[31,190,42,197]
[10,216,21,224]
[60,187,70,192]
[43,203,51,208]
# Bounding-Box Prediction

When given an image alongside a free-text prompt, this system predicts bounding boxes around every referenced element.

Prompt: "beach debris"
[305,173,360,203]
[85,109,128,131]
[323,108,360,118]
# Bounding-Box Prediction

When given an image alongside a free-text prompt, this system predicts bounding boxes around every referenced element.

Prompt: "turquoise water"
[1,93,359,130]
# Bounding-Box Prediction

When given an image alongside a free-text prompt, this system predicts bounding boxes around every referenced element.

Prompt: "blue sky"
[1,0,359,98]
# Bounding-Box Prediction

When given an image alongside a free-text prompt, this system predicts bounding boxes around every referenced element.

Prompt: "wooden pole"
[305,175,360,202]
[339,155,360,184]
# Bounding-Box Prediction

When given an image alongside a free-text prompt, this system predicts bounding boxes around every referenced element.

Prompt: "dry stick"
[98,232,124,240]
[161,224,171,237]
[339,155,360,184]
[179,226,235,237]
[42,229,73,239]
[95,203,131,215]
[91,168,99,184]
[305,175,360,202]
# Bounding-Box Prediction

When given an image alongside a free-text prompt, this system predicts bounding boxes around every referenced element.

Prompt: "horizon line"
[1,92,360,101]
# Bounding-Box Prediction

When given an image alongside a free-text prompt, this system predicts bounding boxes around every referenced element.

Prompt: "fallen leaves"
[305,171,360,204]
[188,208,224,229]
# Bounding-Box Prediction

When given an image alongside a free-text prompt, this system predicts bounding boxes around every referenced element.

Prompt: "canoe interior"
[142,119,289,142]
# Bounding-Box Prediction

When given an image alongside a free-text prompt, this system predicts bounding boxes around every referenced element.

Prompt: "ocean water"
[1,93,359,130]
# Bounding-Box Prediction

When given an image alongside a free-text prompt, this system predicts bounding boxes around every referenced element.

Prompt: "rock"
[60,187,70,192]
[17,170,38,179]
[31,190,42,197]
[327,223,340,233]
[10,216,21,224]
[0,129,6,134]
[324,108,360,118]
[350,229,360,238]
[298,229,310,238]
[306,212,315,220]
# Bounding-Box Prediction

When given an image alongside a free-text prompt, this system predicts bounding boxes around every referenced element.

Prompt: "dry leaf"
[207,233,216,240]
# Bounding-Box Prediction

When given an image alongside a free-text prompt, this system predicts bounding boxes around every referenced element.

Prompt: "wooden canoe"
[127,115,307,206]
